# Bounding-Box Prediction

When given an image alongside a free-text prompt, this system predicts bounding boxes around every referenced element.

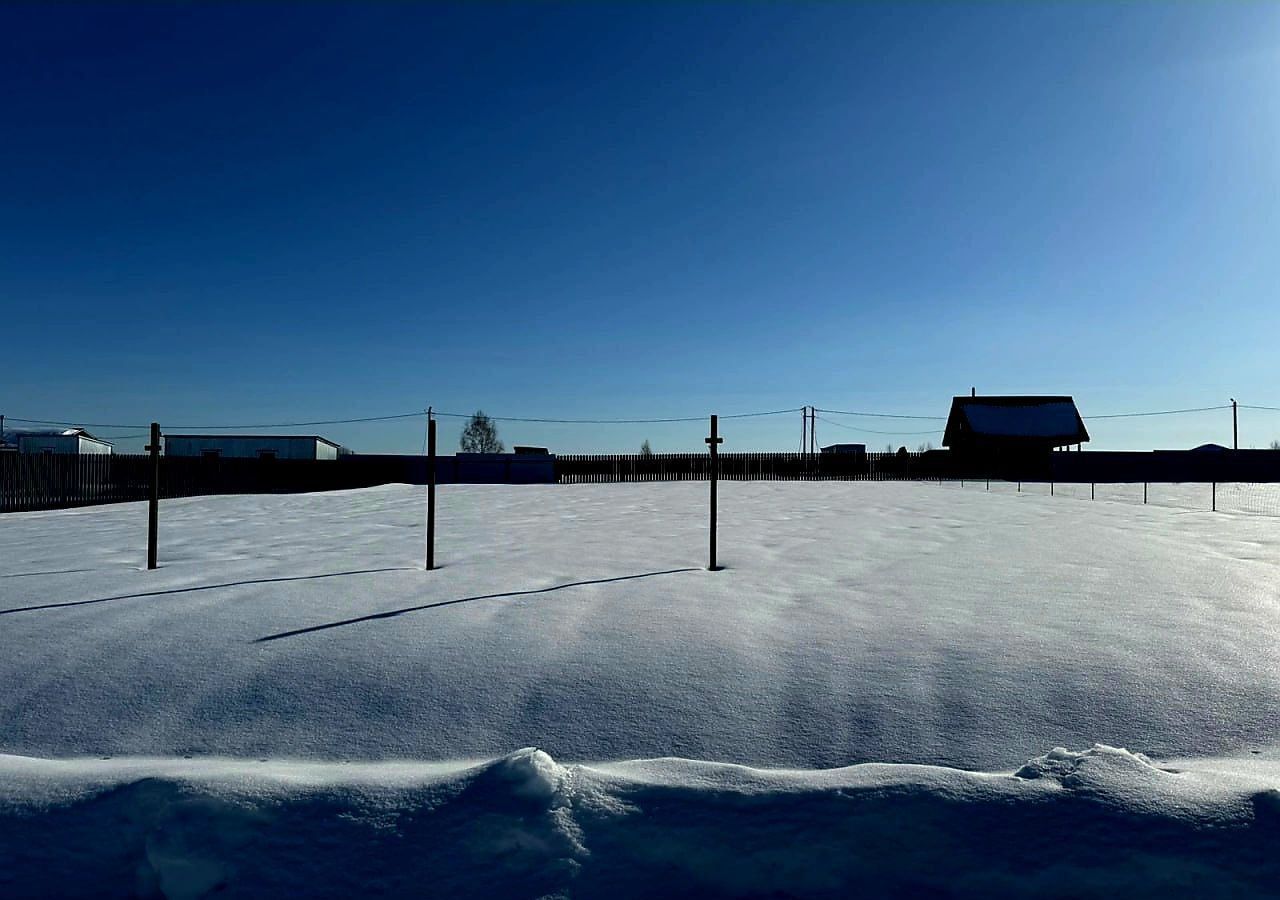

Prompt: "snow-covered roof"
[943,396,1089,447]
[11,427,107,442]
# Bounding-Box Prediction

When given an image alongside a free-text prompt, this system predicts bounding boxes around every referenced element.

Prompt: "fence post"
[705,415,723,571]
[146,423,160,570]
[1091,482,1095,500]
[426,415,436,571]
[1213,481,1217,512]
[1051,481,1054,497]
[1143,482,1147,505]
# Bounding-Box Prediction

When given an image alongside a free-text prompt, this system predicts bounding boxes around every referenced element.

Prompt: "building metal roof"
[943,396,1089,448]
[164,434,343,450]
[11,427,111,444]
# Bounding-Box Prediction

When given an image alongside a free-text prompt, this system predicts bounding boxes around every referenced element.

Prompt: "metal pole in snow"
[146,422,160,570]
[426,410,436,571]
[706,415,723,571]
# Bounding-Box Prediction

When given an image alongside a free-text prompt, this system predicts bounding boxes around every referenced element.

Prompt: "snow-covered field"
[3,481,1280,897]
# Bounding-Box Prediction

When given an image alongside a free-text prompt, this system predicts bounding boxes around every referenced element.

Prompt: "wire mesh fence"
[941,479,1280,517]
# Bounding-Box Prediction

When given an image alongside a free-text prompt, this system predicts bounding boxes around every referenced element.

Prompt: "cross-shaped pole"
[145,422,161,570]
[705,414,723,571]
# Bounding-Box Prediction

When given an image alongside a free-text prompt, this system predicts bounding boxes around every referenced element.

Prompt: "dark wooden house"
[943,396,1089,472]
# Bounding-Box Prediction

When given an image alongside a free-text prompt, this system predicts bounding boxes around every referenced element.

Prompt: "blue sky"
[2,2,1277,453]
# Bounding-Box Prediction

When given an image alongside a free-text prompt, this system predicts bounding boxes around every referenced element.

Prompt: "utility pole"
[800,407,807,454]
[706,415,723,571]
[1231,398,1238,450]
[809,406,816,455]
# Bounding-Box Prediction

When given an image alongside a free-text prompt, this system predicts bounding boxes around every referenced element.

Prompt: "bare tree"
[916,441,935,453]
[459,410,504,453]
[640,439,653,457]
[1271,439,1280,451]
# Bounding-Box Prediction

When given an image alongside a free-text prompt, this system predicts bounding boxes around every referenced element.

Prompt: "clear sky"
[2,2,1277,453]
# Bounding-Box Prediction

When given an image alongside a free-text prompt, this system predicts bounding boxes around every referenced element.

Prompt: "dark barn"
[943,395,1089,477]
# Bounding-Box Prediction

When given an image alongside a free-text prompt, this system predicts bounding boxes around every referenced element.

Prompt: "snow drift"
[4,745,1280,899]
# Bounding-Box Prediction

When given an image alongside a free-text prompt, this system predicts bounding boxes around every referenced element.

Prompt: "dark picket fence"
[0,453,407,513]
[555,451,925,483]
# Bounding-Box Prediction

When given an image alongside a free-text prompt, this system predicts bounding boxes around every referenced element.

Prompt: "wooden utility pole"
[426,409,436,571]
[146,422,160,570]
[809,406,816,455]
[1231,398,1238,450]
[800,407,807,454]
[706,414,723,571]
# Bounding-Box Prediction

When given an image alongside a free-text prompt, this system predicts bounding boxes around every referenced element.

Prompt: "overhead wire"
[814,415,942,437]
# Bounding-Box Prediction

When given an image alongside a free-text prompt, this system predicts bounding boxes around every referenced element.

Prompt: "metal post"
[426,414,436,571]
[1051,481,1054,497]
[146,422,160,570]
[706,415,722,571]
[1143,482,1147,505]
[1091,482,1095,500]
[1213,481,1217,512]
[1231,399,1238,450]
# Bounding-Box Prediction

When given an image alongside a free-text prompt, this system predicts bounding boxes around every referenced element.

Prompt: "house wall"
[18,435,80,455]
[164,436,329,460]
[77,436,113,455]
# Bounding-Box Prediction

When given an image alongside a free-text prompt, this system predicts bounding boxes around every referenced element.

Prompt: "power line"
[1084,405,1233,420]
[4,412,427,430]
[432,407,800,424]
[5,407,802,431]
[815,408,946,420]
[5,402,1255,433]
[814,415,942,437]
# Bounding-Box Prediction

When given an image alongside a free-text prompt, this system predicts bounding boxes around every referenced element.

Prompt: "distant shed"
[820,443,866,457]
[16,428,113,455]
[943,396,1089,456]
[164,434,344,460]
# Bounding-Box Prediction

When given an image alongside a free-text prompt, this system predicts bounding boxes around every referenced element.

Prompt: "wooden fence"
[1,450,932,512]
[555,451,924,483]
[0,453,404,513]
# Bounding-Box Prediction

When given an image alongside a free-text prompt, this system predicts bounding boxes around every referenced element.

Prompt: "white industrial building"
[163,434,344,460]
[15,428,113,455]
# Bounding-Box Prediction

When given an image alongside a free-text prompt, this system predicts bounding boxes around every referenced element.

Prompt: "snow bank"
[3,745,1280,898]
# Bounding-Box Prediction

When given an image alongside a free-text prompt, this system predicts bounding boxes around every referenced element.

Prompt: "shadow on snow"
[255,568,701,642]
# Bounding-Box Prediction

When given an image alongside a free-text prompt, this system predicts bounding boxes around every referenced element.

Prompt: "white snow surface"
[4,481,1280,897]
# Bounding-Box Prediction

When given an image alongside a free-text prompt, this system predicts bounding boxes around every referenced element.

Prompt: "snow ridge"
[4,745,1280,899]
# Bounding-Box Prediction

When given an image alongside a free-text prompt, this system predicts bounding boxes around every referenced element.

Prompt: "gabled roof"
[11,427,110,443]
[164,434,343,449]
[943,396,1089,447]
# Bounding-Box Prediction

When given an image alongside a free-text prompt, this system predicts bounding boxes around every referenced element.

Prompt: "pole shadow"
[255,567,700,643]
[0,568,96,579]
[0,568,418,616]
